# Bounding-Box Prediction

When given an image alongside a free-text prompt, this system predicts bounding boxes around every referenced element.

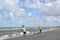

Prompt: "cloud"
[43,16,60,26]
[0,14,1,17]
[19,0,60,16]
[0,4,3,9]
[0,0,60,27]
[57,16,60,23]
[44,16,57,22]
[0,14,2,22]
[27,12,36,23]
[0,0,37,24]
[0,0,27,24]
[15,8,27,17]
[19,0,60,26]
[20,0,39,8]
[16,12,37,24]
[39,0,60,16]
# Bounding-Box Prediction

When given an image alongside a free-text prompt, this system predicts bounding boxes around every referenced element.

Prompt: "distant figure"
[39,26,41,33]
[22,26,26,36]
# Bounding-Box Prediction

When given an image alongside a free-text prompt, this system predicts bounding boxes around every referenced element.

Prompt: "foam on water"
[0,35,9,40]
[0,28,59,40]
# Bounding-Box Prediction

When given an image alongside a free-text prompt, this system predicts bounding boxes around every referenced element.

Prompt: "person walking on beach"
[39,26,42,33]
[22,26,26,36]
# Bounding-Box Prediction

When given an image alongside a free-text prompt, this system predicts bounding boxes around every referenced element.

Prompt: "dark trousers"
[40,29,41,33]
[23,31,26,34]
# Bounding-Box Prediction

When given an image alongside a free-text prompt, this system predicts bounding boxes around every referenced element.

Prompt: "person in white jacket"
[22,26,26,36]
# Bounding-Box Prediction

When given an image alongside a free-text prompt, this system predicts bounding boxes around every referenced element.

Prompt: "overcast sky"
[0,0,60,27]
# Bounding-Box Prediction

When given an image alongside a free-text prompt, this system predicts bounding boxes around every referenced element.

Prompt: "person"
[39,26,41,33]
[22,26,26,36]
[40,28,41,33]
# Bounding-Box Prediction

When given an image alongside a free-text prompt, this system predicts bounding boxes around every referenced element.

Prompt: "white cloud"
[0,0,27,24]
[28,12,32,17]
[16,12,37,24]
[19,0,60,16]
[45,3,53,7]
[0,0,36,25]
[0,14,2,18]
[9,12,15,21]
[0,0,60,26]
[43,16,59,26]
[0,14,2,22]
[0,4,3,9]
[27,12,36,23]
[15,8,27,17]
[57,16,60,23]
[36,15,60,26]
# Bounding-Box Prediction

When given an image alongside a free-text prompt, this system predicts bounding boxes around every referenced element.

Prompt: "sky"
[0,0,60,27]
